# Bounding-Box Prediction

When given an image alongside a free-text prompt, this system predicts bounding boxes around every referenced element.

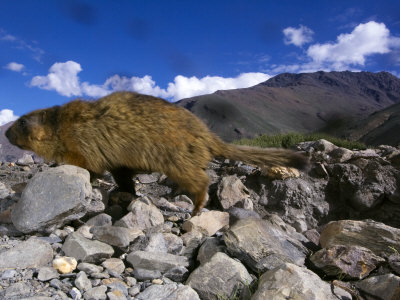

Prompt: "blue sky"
[1,0,400,125]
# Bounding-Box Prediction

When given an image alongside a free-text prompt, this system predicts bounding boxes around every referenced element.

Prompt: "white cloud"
[283,25,314,47]
[0,109,18,126]
[31,61,82,97]
[31,61,271,101]
[269,21,400,74]
[307,21,391,68]
[4,62,25,72]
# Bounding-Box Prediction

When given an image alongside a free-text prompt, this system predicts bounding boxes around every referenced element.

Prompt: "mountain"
[177,71,400,142]
[337,101,400,147]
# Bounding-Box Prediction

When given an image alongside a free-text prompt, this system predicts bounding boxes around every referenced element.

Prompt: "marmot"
[6,91,308,215]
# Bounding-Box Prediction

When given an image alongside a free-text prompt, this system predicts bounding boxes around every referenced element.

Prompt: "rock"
[145,233,168,253]
[127,250,189,273]
[163,233,184,255]
[75,271,92,292]
[137,173,159,184]
[53,256,78,274]
[102,258,125,275]
[355,274,400,300]
[197,237,226,265]
[223,217,309,273]
[62,232,114,263]
[136,283,200,300]
[181,230,204,258]
[252,263,352,300]
[310,245,385,279]
[182,211,229,236]
[132,268,162,281]
[263,177,328,231]
[91,225,143,247]
[70,287,82,300]
[37,267,59,281]
[320,219,400,256]
[5,281,31,298]
[329,147,353,163]
[227,207,260,225]
[217,175,250,209]
[0,237,53,269]
[85,213,112,227]
[186,252,253,300]
[83,285,107,300]
[266,166,300,180]
[107,289,127,300]
[164,266,190,282]
[16,153,34,166]
[77,262,104,275]
[11,165,92,233]
[114,197,164,230]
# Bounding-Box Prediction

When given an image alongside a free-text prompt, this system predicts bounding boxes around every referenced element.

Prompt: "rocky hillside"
[1,141,400,299]
[178,71,400,142]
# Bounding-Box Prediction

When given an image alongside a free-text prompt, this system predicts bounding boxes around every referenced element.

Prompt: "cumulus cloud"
[307,21,391,68]
[0,109,18,126]
[283,25,314,47]
[31,61,82,97]
[31,61,271,101]
[4,62,25,72]
[268,21,400,74]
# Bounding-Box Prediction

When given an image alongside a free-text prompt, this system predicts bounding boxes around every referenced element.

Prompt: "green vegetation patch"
[233,132,366,150]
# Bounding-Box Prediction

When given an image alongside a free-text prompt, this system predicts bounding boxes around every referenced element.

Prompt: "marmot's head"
[6,106,60,152]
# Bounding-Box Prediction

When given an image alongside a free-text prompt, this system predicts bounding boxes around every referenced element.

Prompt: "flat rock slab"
[310,245,384,279]
[126,250,189,273]
[182,211,229,236]
[136,283,200,300]
[0,237,53,269]
[320,219,400,256]
[11,165,92,233]
[62,232,114,263]
[223,217,309,273]
[355,274,400,300]
[186,252,253,300]
[252,263,352,300]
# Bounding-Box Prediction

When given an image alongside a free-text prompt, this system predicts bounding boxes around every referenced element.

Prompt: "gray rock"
[126,250,189,273]
[132,268,162,280]
[85,213,112,227]
[0,237,53,269]
[145,233,168,253]
[37,266,59,281]
[186,252,253,300]
[181,230,204,259]
[115,198,164,230]
[320,219,400,256]
[75,271,92,292]
[223,217,309,273]
[217,175,250,210]
[356,274,400,300]
[5,281,31,298]
[70,287,82,300]
[197,237,226,265]
[182,211,229,236]
[107,290,128,300]
[62,232,114,263]
[310,245,385,279]
[84,285,107,300]
[138,173,159,184]
[164,266,190,282]
[11,165,92,233]
[252,263,352,300]
[91,225,140,247]
[264,177,328,231]
[163,233,184,255]
[0,181,12,198]
[77,262,104,275]
[102,258,125,275]
[136,283,200,300]
[227,207,260,225]
[16,153,34,166]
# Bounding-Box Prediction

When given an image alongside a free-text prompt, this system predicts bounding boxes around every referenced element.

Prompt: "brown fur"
[6,92,308,215]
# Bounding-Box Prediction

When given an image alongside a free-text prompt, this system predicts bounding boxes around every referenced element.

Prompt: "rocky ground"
[1,139,400,300]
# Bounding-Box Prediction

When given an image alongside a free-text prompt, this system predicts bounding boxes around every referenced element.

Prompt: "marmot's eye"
[19,119,27,127]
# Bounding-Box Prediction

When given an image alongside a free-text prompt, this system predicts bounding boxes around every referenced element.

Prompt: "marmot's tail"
[212,141,309,171]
